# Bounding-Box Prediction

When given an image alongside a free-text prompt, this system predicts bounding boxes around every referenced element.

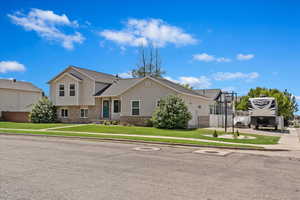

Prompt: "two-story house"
[48,66,215,128]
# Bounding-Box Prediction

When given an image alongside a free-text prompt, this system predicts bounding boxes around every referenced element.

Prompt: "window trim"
[131,100,140,116]
[59,84,65,97]
[61,109,68,118]
[80,108,88,118]
[69,83,76,97]
[113,100,121,113]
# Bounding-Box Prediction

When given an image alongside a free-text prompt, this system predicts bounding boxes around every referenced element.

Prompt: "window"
[156,100,161,107]
[131,101,140,116]
[113,100,121,113]
[69,84,75,96]
[61,109,68,118]
[59,85,65,96]
[80,108,88,118]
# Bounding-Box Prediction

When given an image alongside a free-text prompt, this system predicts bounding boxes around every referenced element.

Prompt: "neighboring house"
[0,79,43,122]
[48,66,216,128]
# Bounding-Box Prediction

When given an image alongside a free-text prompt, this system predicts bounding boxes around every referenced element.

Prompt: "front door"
[103,100,110,119]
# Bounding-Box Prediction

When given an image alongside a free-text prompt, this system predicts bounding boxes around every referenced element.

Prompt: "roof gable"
[48,65,117,84]
[0,79,42,92]
[97,76,211,100]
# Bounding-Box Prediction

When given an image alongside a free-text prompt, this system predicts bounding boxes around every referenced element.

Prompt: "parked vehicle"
[248,97,283,130]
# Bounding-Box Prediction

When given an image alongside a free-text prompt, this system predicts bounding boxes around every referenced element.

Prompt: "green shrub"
[236,130,240,136]
[213,130,218,138]
[29,97,57,123]
[145,119,153,127]
[151,95,192,129]
[111,120,119,125]
[103,120,111,125]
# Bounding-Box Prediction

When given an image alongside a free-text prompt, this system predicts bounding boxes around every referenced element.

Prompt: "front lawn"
[0,122,68,129]
[57,124,280,145]
[0,129,262,149]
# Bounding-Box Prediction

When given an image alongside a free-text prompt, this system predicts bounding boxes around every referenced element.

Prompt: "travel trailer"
[248,97,284,130]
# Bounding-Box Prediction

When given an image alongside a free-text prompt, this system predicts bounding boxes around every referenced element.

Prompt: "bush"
[151,95,192,129]
[213,130,218,137]
[29,97,57,123]
[145,119,153,127]
[111,120,119,125]
[103,120,111,125]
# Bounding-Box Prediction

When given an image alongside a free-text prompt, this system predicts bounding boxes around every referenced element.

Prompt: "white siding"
[0,88,42,112]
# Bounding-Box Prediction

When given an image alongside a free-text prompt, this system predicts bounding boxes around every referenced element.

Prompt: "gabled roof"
[47,65,117,84]
[97,78,143,97]
[97,76,210,100]
[152,77,208,97]
[194,89,221,100]
[71,66,117,83]
[0,79,42,92]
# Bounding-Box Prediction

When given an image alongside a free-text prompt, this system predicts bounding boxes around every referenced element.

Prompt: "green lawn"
[0,129,263,149]
[57,124,280,145]
[0,122,68,129]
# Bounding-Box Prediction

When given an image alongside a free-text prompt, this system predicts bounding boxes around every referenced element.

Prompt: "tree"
[29,97,57,123]
[151,95,192,129]
[181,83,193,90]
[236,87,298,121]
[132,45,165,78]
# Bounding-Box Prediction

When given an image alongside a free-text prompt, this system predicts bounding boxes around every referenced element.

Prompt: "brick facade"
[57,99,102,123]
[2,111,30,122]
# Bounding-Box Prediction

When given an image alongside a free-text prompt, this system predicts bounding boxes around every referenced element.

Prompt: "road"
[1,135,300,200]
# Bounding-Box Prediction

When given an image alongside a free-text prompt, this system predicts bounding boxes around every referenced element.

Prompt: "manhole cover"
[133,147,161,152]
[193,149,231,156]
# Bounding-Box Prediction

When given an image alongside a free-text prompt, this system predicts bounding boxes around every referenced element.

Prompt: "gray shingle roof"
[0,79,42,92]
[98,78,142,97]
[152,77,207,97]
[194,89,221,100]
[71,66,117,83]
[97,76,210,99]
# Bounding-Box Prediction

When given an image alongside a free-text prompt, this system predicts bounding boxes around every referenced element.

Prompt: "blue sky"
[1,0,300,106]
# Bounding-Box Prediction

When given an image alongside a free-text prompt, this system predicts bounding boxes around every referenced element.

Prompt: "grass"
[0,122,68,129]
[57,124,280,145]
[0,129,263,149]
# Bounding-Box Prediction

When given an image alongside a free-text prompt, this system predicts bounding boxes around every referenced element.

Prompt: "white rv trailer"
[248,97,284,130]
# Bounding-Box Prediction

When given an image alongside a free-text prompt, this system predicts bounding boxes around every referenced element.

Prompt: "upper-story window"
[69,84,75,96]
[59,84,65,97]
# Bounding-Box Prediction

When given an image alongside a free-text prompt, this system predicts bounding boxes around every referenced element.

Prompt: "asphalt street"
[1,135,300,200]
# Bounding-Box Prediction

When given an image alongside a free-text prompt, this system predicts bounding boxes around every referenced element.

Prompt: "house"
[0,79,43,122]
[48,66,216,128]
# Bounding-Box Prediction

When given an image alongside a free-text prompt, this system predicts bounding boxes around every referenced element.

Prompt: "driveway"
[1,135,300,200]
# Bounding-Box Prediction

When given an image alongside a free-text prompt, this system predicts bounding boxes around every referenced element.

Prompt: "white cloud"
[165,76,211,89]
[193,53,231,63]
[118,71,132,78]
[0,61,26,73]
[8,8,84,49]
[236,53,254,61]
[100,18,197,47]
[213,72,259,81]
[295,96,300,101]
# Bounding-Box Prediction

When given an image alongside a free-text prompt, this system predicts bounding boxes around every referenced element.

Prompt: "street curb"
[0,132,289,152]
